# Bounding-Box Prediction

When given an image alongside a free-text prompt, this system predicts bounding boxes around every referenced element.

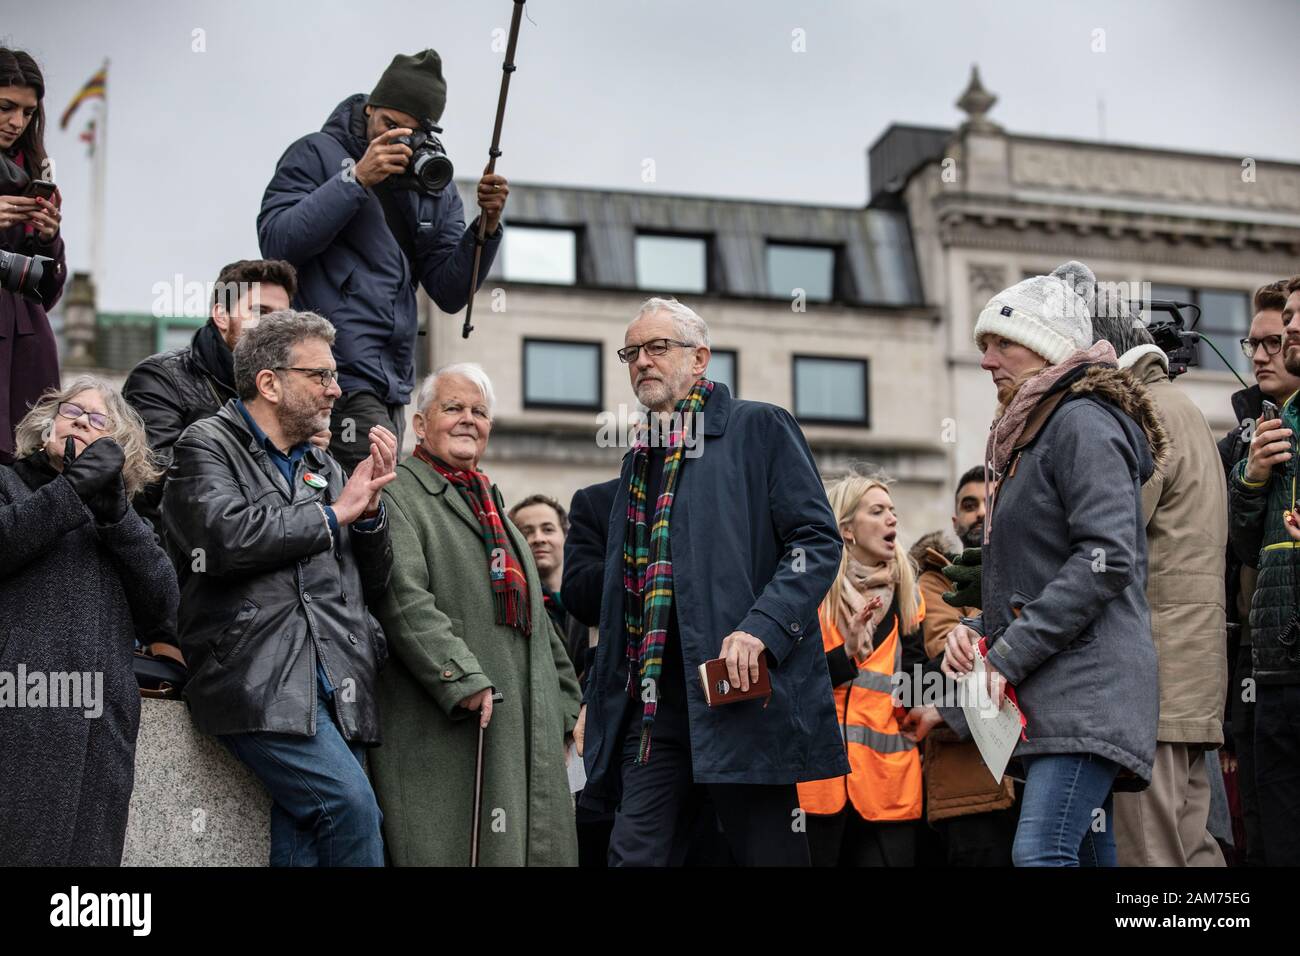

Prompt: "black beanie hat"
[369,50,447,124]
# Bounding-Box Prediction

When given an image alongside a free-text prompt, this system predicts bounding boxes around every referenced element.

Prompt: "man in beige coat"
[1092,301,1228,866]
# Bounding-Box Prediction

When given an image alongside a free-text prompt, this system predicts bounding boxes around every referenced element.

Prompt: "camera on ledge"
[390,121,454,195]
[0,249,59,304]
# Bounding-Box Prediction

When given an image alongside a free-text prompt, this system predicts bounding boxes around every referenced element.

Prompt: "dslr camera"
[0,249,59,304]
[390,120,454,195]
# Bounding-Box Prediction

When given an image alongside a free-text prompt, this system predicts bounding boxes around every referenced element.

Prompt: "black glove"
[88,470,129,524]
[941,547,982,610]
[61,436,125,502]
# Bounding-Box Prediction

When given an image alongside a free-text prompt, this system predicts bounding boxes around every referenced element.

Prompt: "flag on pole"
[79,118,96,157]
[60,64,107,131]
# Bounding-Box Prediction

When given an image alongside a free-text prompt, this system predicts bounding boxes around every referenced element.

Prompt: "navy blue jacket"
[562,477,620,630]
[257,95,502,405]
[580,385,849,808]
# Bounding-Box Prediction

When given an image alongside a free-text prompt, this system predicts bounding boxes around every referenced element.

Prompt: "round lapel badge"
[303,472,328,490]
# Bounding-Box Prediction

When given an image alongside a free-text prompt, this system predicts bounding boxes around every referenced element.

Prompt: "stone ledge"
[122,698,271,867]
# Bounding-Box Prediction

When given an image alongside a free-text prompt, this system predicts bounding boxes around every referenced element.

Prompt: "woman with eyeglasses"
[0,376,179,865]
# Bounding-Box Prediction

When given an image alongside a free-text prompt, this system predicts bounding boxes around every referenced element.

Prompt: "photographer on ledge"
[257,49,508,473]
[0,47,65,466]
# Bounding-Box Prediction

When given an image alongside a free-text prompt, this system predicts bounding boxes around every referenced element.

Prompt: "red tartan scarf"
[415,444,531,637]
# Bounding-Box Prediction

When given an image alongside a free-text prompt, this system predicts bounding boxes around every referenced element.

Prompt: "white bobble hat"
[972,261,1096,365]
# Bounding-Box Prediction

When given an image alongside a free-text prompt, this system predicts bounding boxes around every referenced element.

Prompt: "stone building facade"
[882,68,1300,492]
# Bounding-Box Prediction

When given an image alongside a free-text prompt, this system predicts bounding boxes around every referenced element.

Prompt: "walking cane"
[462,0,528,339]
[470,690,505,867]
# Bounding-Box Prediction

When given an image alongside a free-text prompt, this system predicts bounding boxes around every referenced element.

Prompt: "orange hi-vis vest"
[797,593,924,821]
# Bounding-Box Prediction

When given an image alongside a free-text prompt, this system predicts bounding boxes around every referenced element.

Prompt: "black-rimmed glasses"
[274,367,338,388]
[617,338,696,364]
[1241,335,1284,359]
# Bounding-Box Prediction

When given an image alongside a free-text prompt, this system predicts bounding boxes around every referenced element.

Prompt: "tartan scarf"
[624,377,713,764]
[415,444,531,637]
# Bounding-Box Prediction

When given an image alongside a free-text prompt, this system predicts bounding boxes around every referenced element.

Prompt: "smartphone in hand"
[1260,399,1291,475]
[23,179,56,201]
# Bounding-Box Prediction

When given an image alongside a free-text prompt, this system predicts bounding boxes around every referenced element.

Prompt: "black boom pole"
[462,0,527,339]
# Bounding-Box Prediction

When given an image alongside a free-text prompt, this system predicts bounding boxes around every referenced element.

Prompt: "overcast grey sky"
[7,0,1298,311]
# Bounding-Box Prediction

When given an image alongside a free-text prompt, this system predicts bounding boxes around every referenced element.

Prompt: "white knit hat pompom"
[972,261,1095,365]
[1051,260,1098,317]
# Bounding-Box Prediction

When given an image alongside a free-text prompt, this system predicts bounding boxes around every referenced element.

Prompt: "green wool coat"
[370,456,582,866]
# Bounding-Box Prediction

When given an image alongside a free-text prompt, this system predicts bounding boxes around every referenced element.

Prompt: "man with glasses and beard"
[1230,275,1300,866]
[574,297,847,867]
[1218,279,1300,865]
[161,310,397,866]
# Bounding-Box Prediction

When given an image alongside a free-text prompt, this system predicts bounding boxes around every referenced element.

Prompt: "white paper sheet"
[566,741,587,793]
[959,651,1023,783]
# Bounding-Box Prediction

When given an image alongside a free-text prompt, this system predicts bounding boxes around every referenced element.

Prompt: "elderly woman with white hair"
[0,376,179,865]
[369,362,582,866]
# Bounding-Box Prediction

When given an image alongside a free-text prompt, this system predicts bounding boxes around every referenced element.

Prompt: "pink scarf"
[983,340,1117,544]
[985,340,1117,475]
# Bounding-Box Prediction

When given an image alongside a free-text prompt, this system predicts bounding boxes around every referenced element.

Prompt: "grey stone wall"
[121,699,271,866]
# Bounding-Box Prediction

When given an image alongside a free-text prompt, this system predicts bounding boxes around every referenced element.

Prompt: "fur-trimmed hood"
[943,352,1164,782]
[909,530,956,573]
[1067,363,1171,475]
[1014,361,1171,481]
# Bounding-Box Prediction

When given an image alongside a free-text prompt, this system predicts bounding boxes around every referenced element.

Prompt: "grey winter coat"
[940,365,1167,783]
[0,456,180,865]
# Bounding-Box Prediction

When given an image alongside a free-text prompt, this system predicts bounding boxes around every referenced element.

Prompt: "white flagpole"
[90,58,108,293]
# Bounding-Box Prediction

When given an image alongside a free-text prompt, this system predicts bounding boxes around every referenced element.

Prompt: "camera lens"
[0,250,59,304]
[411,148,454,193]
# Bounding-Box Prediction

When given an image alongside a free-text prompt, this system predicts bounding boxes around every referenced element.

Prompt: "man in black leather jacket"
[161,310,396,866]
[123,258,298,533]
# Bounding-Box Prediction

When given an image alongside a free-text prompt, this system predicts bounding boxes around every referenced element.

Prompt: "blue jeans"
[220,677,384,867]
[1013,753,1120,867]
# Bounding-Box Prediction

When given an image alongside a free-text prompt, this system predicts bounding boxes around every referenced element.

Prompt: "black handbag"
[134,642,189,699]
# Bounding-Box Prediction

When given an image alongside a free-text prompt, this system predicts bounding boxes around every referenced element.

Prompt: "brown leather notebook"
[698,656,772,706]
